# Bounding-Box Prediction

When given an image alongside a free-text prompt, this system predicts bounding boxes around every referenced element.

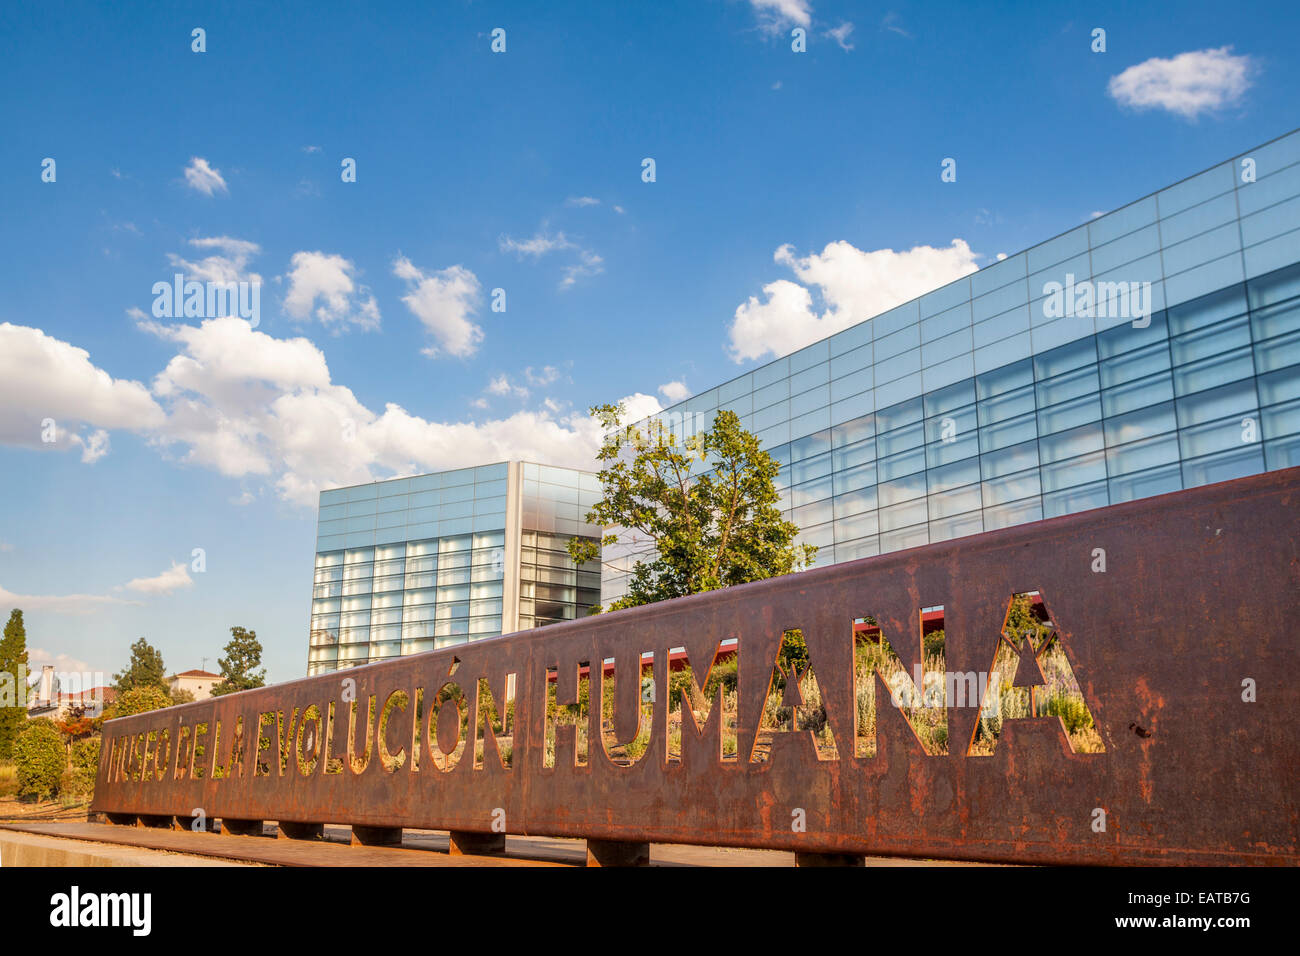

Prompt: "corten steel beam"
[92,468,1300,865]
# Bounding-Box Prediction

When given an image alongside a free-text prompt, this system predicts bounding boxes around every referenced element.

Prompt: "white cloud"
[727,239,981,362]
[28,648,94,675]
[749,0,811,32]
[393,257,484,358]
[138,316,652,505]
[561,250,605,290]
[167,236,262,286]
[0,583,141,615]
[1108,47,1255,120]
[183,157,228,196]
[2,313,655,508]
[283,251,380,331]
[0,323,165,458]
[486,374,529,400]
[565,196,601,207]
[658,380,691,404]
[302,145,322,153]
[0,562,191,619]
[123,561,194,595]
[826,22,854,50]
[72,429,110,463]
[499,231,575,257]
[524,365,560,386]
[881,12,912,38]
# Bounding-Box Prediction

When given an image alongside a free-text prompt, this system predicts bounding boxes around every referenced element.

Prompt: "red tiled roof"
[173,669,220,678]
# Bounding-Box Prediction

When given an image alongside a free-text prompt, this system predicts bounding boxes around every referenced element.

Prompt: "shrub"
[14,720,65,801]
[70,736,101,798]
[108,684,172,719]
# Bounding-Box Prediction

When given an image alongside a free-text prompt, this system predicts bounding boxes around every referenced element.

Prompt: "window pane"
[1043,480,1109,518]
[980,412,1038,453]
[1102,372,1174,417]
[1039,423,1104,464]
[1038,393,1102,435]
[1104,402,1176,447]
[981,440,1039,480]
[1108,463,1182,502]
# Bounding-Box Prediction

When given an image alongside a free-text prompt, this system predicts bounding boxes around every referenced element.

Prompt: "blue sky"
[1,0,1295,684]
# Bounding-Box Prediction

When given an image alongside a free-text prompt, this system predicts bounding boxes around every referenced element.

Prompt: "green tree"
[70,737,101,799]
[14,720,64,801]
[112,637,168,694]
[569,403,815,612]
[0,608,29,761]
[210,626,267,697]
[107,685,173,719]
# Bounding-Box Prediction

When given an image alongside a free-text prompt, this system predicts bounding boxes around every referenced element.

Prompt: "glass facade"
[309,461,601,674]
[605,128,1300,601]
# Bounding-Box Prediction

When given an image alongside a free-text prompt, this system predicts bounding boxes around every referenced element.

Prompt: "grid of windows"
[315,462,509,554]
[758,261,1300,566]
[518,531,601,630]
[656,130,1300,463]
[309,531,506,674]
[605,125,1300,603]
[309,460,602,675]
[520,462,603,538]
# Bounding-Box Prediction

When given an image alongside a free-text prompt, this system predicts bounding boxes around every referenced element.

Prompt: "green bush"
[109,684,172,719]
[70,736,101,798]
[14,721,65,801]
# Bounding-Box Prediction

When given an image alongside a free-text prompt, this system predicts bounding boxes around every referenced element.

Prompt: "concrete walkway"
[2,820,989,867]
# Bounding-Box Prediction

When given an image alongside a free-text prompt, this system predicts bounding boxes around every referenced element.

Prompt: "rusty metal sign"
[93,468,1300,865]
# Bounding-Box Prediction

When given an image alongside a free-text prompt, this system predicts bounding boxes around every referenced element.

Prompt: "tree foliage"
[0,608,29,761]
[14,720,64,801]
[210,626,267,697]
[113,637,168,694]
[55,704,97,742]
[569,403,815,612]
[107,684,172,719]
[70,737,101,799]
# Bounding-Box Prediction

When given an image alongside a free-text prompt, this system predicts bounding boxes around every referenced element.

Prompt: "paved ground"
[0,827,249,867]
[0,820,988,867]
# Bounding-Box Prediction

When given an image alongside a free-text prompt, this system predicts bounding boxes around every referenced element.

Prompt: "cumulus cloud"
[135,316,655,505]
[749,0,811,32]
[1108,47,1256,120]
[393,257,484,358]
[283,251,381,331]
[183,157,228,195]
[486,374,529,400]
[123,560,194,595]
[1,310,655,508]
[658,381,691,404]
[167,236,262,286]
[727,239,981,362]
[28,648,94,675]
[0,323,165,459]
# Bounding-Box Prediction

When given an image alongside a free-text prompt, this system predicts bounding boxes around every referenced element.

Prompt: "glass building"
[308,461,602,674]
[604,128,1300,602]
